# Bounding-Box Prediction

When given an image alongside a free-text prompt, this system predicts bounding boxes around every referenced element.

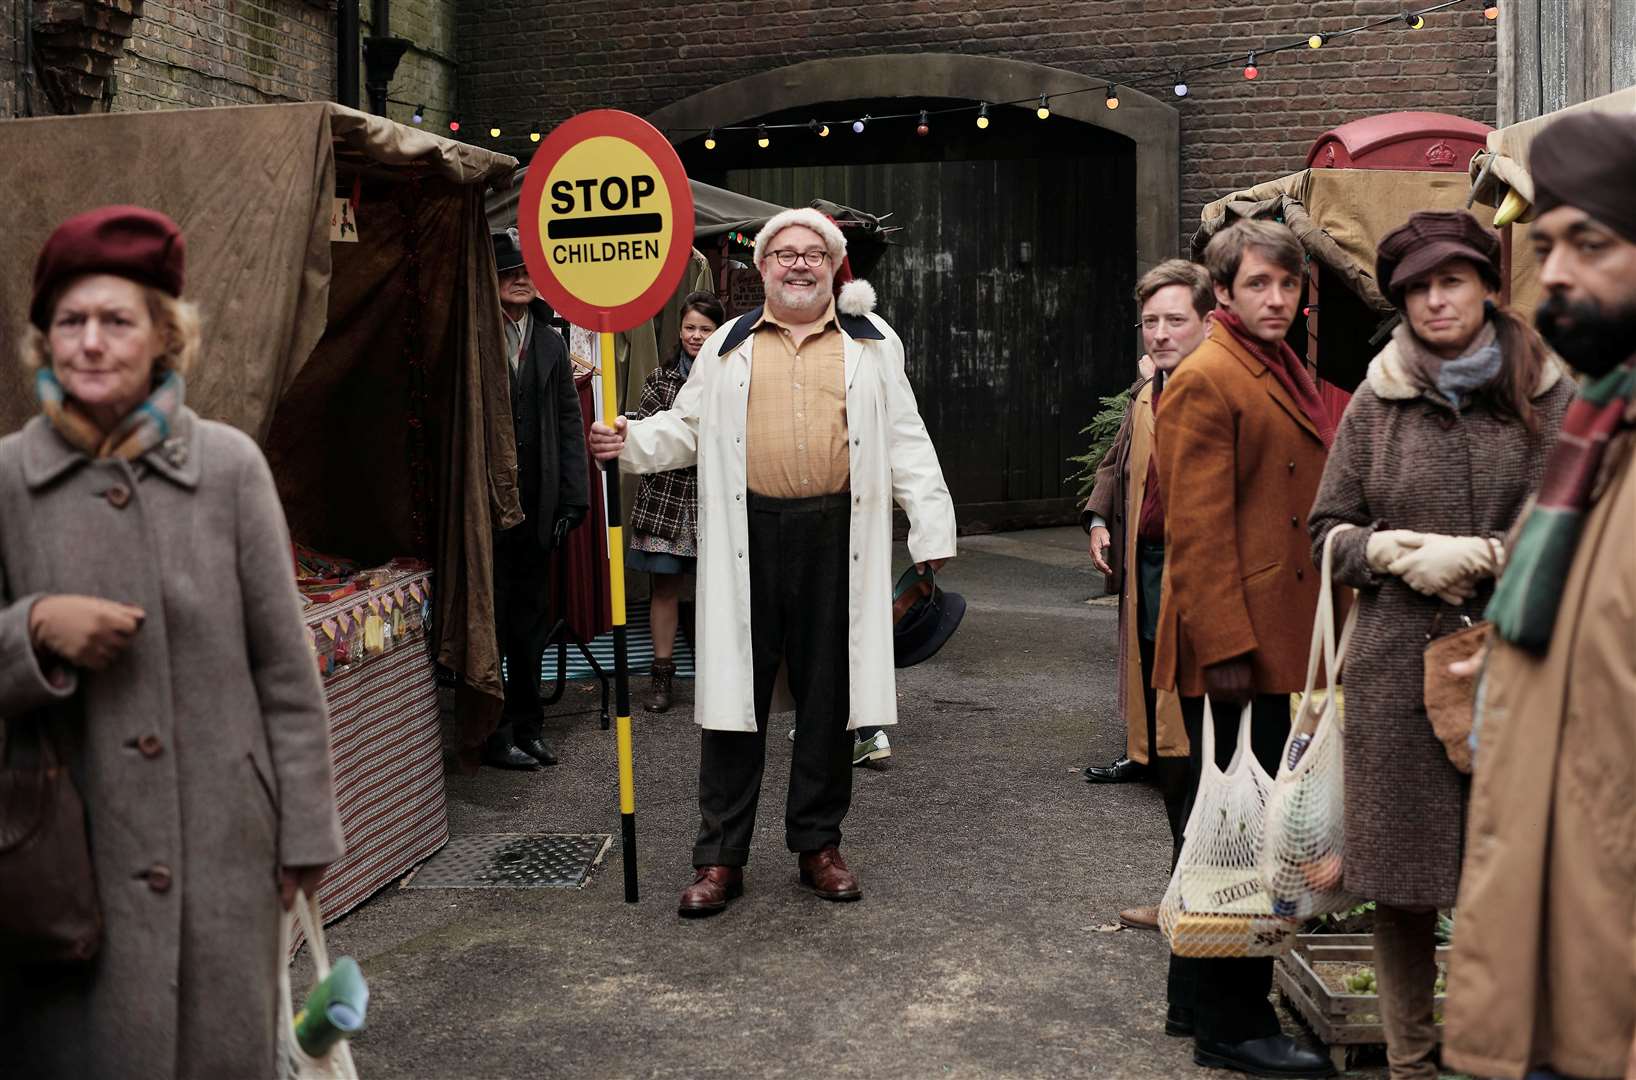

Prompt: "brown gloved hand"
[28,595,146,671]
[1204,656,1255,706]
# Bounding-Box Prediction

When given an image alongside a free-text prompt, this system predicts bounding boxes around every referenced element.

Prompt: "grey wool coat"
[0,407,346,1078]
[1307,331,1572,908]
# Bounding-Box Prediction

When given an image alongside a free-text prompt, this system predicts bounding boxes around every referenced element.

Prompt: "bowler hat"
[492,227,526,273]
[1375,210,1501,309]
[892,565,966,669]
[31,205,186,329]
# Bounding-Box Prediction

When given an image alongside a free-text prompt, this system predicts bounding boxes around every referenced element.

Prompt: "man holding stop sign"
[589,208,956,916]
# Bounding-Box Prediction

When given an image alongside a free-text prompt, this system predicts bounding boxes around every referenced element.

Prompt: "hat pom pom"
[837,278,877,316]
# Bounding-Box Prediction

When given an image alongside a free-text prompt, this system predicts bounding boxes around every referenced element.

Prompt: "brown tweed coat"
[1307,328,1572,908]
[0,408,345,1078]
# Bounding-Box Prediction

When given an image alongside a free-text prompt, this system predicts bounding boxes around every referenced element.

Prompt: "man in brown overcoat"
[1081,259,1210,931]
[1153,220,1338,1078]
[1443,108,1636,1080]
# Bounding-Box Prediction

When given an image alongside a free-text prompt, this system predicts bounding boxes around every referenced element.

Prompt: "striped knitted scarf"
[35,368,185,461]
[1487,357,1636,652]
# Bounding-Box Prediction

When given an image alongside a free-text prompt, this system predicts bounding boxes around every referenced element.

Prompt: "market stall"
[1467,86,1636,224]
[0,102,521,921]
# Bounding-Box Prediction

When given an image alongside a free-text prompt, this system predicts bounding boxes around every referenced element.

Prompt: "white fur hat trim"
[837,278,877,316]
[752,207,847,266]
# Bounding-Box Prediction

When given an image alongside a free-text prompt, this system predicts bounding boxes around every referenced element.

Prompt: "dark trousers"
[693,492,853,867]
[494,522,553,743]
[1166,692,1291,1042]
[1138,633,1191,866]
[1135,541,1189,865]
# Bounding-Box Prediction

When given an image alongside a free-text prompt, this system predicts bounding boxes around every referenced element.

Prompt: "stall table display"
[301,564,448,922]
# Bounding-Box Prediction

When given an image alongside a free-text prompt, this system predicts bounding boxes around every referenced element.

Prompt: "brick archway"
[646,52,1179,276]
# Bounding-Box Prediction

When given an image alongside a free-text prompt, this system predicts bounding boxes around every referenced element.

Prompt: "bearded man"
[1443,108,1636,1080]
[588,209,956,917]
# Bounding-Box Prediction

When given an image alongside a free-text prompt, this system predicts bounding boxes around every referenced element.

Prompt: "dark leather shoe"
[677,866,743,917]
[1193,1035,1337,1078]
[1083,756,1148,783]
[481,736,541,771]
[1164,1005,1195,1038]
[515,735,559,766]
[798,846,862,901]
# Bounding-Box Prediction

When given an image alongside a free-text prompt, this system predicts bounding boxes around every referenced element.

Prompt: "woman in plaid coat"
[629,291,724,710]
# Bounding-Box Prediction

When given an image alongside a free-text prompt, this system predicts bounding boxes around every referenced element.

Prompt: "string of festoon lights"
[402,0,1497,143]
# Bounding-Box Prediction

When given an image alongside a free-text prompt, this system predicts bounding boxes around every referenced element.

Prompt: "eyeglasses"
[770,249,831,268]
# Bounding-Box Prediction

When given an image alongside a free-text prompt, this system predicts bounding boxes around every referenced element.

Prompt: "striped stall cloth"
[304,573,449,926]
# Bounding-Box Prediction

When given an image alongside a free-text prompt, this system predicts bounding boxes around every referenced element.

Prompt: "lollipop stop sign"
[517,109,695,332]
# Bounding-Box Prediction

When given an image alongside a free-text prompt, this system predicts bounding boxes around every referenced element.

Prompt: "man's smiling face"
[760,224,835,322]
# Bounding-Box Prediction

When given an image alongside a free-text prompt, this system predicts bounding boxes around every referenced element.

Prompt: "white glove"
[1365,529,1426,573]
[1387,534,1499,603]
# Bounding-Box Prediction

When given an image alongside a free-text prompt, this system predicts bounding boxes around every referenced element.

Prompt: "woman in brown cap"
[1306,209,1575,1080]
[0,206,344,1077]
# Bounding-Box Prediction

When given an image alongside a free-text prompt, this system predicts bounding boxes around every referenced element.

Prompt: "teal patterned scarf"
[36,368,186,461]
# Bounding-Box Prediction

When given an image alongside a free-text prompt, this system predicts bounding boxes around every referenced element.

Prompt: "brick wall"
[108,0,333,111]
[1,0,456,124]
[458,0,1498,253]
[0,0,16,117]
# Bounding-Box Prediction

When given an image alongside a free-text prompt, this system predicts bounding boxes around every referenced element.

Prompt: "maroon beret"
[30,205,186,329]
[1375,210,1502,309]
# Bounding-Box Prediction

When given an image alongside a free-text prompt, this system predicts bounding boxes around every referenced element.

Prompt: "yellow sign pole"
[599,329,638,902]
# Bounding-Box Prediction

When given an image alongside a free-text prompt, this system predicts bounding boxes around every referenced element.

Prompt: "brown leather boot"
[646,659,677,713]
[677,865,742,917]
[798,846,862,902]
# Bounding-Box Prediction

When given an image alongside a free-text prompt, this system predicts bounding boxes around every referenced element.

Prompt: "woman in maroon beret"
[1306,209,1575,1080]
[0,206,344,1077]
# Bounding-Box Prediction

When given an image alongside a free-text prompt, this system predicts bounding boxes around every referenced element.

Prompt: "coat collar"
[717,304,886,354]
[1206,321,1323,444]
[1367,324,1567,401]
[22,407,201,491]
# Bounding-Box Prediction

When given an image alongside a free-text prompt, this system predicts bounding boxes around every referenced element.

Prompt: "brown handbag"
[1422,615,1491,776]
[0,720,102,964]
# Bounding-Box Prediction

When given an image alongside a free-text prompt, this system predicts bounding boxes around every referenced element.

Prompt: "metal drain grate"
[403,833,611,889]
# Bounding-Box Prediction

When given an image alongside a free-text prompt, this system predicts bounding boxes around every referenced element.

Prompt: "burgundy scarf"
[1214,310,1336,448]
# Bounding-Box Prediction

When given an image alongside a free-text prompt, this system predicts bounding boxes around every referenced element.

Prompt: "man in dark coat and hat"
[484,228,589,770]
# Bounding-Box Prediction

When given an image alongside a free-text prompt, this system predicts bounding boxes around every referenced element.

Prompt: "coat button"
[1296,567,1305,580]
[1288,461,1296,473]
[137,734,164,758]
[1291,516,1300,527]
[146,864,173,893]
[105,484,131,509]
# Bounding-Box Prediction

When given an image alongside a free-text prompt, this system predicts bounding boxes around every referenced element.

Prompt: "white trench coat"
[620,307,957,732]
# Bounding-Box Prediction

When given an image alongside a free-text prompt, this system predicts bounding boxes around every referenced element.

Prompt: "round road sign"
[516,110,696,333]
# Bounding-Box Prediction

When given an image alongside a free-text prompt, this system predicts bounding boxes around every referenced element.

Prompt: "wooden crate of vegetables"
[1275,934,1450,1070]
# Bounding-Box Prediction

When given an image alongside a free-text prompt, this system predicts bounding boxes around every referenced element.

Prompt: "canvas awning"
[1467,85,1636,221]
[0,102,521,700]
[1194,166,1540,317]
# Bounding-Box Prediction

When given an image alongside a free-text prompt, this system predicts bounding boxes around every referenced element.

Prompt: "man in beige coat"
[1443,109,1636,1080]
[1081,259,1209,931]
[590,208,956,918]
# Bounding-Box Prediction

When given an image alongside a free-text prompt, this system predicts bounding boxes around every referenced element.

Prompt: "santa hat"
[752,207,877,317]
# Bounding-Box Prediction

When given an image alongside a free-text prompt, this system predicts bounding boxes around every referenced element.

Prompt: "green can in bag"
[293,956,369,1056]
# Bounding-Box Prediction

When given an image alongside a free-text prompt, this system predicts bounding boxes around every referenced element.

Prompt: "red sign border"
[516,110,695,334]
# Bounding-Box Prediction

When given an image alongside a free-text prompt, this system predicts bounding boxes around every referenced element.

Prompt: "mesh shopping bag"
[1258,524,1360,919]
[1159,699,1299,958]
[278,890,361,1080]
